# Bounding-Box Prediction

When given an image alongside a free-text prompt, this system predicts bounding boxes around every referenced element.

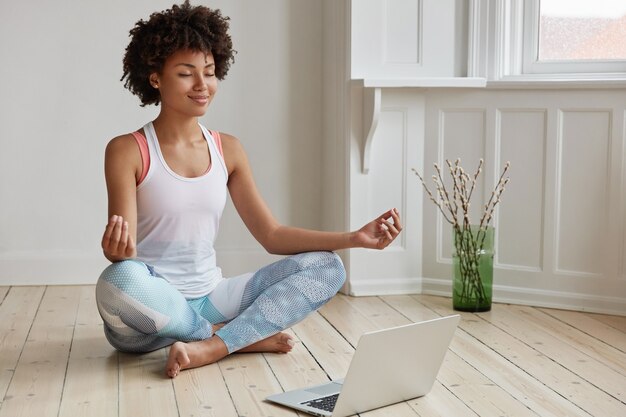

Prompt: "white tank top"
[136,122,228,298]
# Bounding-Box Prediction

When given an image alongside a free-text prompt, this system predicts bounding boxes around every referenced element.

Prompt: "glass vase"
[452,225,494,312]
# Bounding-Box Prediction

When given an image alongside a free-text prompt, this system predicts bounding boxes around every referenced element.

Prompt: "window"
[523,0,626,74]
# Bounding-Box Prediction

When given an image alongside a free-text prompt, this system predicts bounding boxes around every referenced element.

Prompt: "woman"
[96,1,402,378]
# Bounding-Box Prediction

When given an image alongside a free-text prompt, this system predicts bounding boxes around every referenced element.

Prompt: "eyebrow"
[174,63,215,69]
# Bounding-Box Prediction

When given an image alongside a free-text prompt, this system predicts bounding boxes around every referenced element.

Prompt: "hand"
[102,215,136,262]
[351,208,402,250]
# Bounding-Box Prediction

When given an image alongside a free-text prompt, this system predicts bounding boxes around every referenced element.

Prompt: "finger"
[117,220,129,253]
[102,215,118,248]
[378,222,393,241]
[110,216,123,248]
[379,218,399,235]
[377,209,395,221]
[390,208,403,232]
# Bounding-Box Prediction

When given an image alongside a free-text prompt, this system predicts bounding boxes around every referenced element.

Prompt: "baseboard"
[346,277,423,296]
[421,277,626,316]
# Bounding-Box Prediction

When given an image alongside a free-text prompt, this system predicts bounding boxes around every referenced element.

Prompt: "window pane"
[538,0,626,61]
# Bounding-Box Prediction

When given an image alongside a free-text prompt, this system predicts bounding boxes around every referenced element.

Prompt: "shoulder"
[219,132,243,153]
[104,133,142,176]
[106,133,140,157]
[218,132,248,175]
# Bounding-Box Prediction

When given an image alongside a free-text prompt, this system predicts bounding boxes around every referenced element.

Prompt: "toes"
[166,342,189,378]
[168,364,180,378]
[279,333,295,348]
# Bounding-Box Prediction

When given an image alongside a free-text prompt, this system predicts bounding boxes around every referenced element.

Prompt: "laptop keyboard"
[301,393,339,412]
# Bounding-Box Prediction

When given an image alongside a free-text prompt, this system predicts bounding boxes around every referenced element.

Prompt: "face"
[150,49,218,117]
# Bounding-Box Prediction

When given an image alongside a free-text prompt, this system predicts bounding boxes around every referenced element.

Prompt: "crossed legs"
[95,252,346,377]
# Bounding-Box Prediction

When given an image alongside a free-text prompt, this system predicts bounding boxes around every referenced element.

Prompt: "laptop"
[266,314,460,417]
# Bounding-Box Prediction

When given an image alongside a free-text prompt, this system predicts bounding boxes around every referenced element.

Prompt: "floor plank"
[263,329,329,391]
[0,286,46,405]
[291,311,353,380]
[119,348,178,417]
[452,328,592,417]
[58,286,118,417]
[0,286,81,417]
[173,360,239,417]
[439,352,540,417]
[517,306,626,373]
[218,352,298,416]
[584,311,626,333]
[541,308,626,352]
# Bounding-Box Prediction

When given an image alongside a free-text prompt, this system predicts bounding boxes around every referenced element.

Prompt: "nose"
[193,74,207,91]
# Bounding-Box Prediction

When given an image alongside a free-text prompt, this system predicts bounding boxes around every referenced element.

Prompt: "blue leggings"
[95,251,345,353]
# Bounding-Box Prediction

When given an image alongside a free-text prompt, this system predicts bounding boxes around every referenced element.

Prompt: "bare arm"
[222,134,402,255]
[101,134,141,262]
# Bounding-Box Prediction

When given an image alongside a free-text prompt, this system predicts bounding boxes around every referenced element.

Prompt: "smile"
[189,95,209,104]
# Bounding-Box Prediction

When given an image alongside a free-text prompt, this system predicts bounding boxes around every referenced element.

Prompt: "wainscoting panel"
[496,109,546,271]
[555,110,611,277]
[418,90,626,314]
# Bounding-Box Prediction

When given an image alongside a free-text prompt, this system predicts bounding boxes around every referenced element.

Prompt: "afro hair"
[121,1,236,106]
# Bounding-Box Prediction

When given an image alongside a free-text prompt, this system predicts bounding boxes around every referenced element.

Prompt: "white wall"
[0,0,323,284]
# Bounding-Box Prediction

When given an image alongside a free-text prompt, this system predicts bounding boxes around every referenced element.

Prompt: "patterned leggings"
[95,251,345,353]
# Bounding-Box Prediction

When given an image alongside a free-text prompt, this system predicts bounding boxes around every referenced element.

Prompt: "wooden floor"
[0,286,625,417]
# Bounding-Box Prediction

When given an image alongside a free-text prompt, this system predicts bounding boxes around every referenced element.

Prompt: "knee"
[326,252,346,292]
[305,251,346,294]
[97,260,147,293]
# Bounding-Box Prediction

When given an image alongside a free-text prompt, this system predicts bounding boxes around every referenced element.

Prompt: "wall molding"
[347,277,422,296]
[346,275,626,316]
[422,277,626,316]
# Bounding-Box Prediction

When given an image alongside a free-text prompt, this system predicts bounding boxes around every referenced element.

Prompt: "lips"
[189,95,209,104]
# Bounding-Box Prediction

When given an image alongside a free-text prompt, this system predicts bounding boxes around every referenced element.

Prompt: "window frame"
[469,0,626,84]
[522,0,626,75]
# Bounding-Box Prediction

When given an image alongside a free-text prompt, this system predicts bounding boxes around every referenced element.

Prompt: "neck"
[152,111,201,144]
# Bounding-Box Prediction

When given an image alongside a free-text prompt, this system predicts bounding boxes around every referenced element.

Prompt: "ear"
[149,73,160,88]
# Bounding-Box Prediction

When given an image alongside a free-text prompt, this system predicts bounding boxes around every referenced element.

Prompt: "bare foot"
[239,332,295,354]
[166,337,228,378]
[165,330,294,378]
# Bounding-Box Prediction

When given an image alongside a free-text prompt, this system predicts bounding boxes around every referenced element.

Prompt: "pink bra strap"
[209,130,224,157]
[131,131,150,185]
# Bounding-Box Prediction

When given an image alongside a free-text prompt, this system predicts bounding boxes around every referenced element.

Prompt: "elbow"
[258,225,285,255]
[262,241,284,255]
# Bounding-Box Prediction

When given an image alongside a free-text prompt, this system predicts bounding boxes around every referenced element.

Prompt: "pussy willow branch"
[467,159,483,204]
[433,163,457,224]
[413,159,510,231]
[479,161,510,228]
[411,168,455,224]
[445,160,461,220]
